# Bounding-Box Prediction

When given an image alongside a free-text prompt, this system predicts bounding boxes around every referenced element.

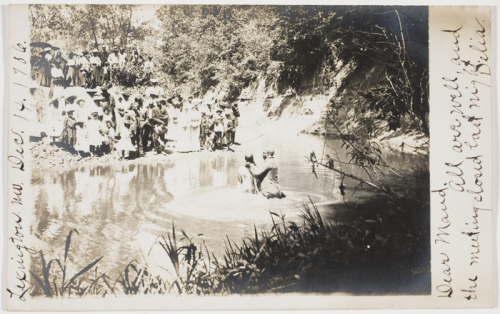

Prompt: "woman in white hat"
[166,94,183,145]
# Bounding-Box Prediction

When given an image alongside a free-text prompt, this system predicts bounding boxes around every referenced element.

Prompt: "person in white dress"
[114,107,136,159]
[190,104,202,152]
[176,106,191,153]
[166,95,182,145]
[87,112,105,156]
[74,121,89,156]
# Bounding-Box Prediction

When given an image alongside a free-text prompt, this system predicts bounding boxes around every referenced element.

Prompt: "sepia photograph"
[26,3,430,298]
[4,2,495,311]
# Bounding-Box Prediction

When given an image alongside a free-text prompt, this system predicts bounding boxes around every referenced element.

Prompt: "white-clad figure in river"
[238,153,274,195]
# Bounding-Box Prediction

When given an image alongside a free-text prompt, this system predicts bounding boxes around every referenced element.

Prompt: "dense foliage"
[30,5,429,142]
[30,4,151,52]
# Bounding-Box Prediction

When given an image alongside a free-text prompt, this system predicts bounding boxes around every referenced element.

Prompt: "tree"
[30,4,150,51]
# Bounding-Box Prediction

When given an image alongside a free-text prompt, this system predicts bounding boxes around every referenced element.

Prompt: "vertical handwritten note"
[430,6,493,307]
[7,4,33,307]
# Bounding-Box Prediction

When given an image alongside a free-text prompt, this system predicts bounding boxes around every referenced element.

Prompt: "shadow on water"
[31,126,429,293]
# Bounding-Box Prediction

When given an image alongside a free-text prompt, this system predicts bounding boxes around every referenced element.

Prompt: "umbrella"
[62,103,78,113]
[30,42,52,49]
[64,95,78,104]
[47,39,65,51]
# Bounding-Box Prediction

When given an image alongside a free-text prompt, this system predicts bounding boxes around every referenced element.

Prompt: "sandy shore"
[30,139,243,169]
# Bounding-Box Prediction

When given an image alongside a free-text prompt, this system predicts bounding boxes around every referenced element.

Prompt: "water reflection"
[32,129,427,279]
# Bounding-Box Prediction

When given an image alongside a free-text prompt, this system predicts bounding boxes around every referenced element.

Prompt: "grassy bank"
[30,166,430,297]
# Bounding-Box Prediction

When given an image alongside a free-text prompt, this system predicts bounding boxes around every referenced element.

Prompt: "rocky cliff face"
[230,55,428,154]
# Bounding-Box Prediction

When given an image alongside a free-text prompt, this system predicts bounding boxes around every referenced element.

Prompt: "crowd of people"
[33,45,154,92]
[39,78,241,159]
[31,43,288,199]
[29,42,245,159]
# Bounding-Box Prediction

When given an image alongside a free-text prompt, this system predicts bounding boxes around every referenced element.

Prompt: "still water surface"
[32,125,426,280]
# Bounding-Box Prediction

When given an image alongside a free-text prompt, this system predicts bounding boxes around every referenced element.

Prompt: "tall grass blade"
[63,256,103,294]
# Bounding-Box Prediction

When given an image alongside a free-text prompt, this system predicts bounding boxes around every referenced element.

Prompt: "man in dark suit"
[141,96,163,152]
[124,102,144,156]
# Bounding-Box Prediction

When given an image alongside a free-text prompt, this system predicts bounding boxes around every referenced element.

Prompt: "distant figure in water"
[238,154,273,194]
[259,148,285,199]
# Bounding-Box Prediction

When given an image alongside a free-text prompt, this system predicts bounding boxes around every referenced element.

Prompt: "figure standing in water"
[238,154,274,195]
[258,148,285,199]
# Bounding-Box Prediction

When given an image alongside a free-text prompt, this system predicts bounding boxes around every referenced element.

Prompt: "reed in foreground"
[30,167,429,296]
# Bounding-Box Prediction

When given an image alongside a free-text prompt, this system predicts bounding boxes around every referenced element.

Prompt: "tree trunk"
[88,7,99,49]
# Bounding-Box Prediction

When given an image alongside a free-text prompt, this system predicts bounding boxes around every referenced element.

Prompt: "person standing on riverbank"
[90,50,101,88]
[49,61,64,98]
[224,109,235,150]
[166,94,182,145]
[176,105,192,153]
[199,112,210,150]
[60,110,77,150]
[87,112,105,157]
[190,104,202,152]
[213,108,224,150]
[231,103,240,145]
[107,47,120,82]
[116,107,137,159]
[156,100,169,149]
[141,99,162,152]
[65,52,78,88]
[99,45,109,81]
[37,48,52,87]
[124,102,143,157]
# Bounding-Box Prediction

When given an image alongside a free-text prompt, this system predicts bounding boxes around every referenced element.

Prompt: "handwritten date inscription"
[7,41,33,302]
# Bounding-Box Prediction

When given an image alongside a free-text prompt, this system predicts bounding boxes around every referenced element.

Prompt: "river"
[31,121,427,284]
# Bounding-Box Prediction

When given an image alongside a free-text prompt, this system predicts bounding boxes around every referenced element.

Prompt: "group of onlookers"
[33,45,154,92]
[54,79,241,159]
